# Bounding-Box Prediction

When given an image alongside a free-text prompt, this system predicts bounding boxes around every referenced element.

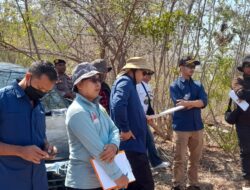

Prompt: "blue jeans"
[146,126,163,167]
[236,124,250,180]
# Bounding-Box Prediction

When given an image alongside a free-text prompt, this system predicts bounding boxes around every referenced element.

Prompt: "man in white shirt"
[136,71,170,169]
[137,80,153,113]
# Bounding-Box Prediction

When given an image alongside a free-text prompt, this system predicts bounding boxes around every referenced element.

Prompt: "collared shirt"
[232,75,250,125]
[110,75,148,153]
[99,82,111,114]
[170,77,208,131]
[0,81,48,190]
[65,94,122,189]
[55,73,73,97]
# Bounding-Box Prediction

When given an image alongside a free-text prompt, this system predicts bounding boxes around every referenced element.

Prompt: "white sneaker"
[242,180,250,190]
[242,187,250,190]
[153,161,170,169]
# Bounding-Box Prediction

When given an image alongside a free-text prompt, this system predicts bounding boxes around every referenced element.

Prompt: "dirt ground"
[153,139,243,190]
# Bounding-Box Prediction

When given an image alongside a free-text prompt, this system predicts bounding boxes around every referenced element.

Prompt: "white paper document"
[229,90,249,111]
[147,105,185,119]
[91,151,135,190]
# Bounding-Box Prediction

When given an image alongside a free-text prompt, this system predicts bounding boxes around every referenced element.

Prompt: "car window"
[0,63,70,111]
[41,89,70,112]
[0,63,27,88]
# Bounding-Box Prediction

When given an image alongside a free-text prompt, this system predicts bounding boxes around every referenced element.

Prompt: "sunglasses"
[184,65,196,69]
[142,71,153,76]
[86,76,102,83]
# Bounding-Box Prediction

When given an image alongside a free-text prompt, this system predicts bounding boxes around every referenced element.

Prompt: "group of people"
[0,55,249,190]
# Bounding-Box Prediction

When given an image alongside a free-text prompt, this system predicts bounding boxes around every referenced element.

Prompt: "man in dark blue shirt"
[170,56,207,190]
[0,61,58,190]
[110,57,154,190]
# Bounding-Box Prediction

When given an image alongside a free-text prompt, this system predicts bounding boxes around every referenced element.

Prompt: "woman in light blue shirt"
[65,62,128,190]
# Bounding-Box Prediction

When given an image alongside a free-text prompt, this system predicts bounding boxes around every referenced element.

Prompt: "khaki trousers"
[172,129,204,187]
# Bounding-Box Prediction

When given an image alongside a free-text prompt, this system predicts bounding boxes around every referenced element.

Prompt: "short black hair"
[28,60,58,81]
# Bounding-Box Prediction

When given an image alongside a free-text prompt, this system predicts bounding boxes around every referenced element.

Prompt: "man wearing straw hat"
[110,57,155,190]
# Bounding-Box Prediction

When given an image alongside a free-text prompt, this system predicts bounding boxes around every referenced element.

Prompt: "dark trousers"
[125,151,154,190]
[66,187,102,190]
[236,125,250,180]
[146,126,162,167]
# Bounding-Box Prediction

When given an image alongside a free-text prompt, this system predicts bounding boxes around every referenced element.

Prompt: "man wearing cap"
[169,56,207,190]
[54,59,74,100]
[232,55,250,190]
[91,59,112,113]
[110,57,155,190]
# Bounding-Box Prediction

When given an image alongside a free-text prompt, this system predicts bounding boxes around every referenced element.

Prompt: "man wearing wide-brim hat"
[232,55,250,190]
[110,57,155,190]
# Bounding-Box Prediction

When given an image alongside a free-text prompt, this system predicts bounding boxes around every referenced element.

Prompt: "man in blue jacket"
[110,57,154,190]
[0,61,58,190]
[170,56,208,190]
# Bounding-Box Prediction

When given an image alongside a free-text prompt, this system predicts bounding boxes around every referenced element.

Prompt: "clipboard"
[90,151,135,190]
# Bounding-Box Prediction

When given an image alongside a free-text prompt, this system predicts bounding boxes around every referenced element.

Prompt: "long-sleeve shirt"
[99,82,111,114]
[110,75,148,153]
[232,75,250,125]
[170,77,208,131]
[232,75,250,101]
[65,94,122,189]
[55,73,73,97]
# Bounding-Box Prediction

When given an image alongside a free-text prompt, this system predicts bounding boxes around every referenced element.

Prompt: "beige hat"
[117,57,153,78]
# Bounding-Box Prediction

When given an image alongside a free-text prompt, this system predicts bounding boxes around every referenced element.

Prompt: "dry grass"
[153,138,243,190]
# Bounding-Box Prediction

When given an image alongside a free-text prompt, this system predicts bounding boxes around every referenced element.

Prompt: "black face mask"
[25,85,47,101]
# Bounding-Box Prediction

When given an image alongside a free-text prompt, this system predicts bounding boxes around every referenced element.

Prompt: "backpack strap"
[226,98,232,112]
[141,82,152,107]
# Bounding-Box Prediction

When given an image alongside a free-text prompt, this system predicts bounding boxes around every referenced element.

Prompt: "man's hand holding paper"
[229,90,249,111]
